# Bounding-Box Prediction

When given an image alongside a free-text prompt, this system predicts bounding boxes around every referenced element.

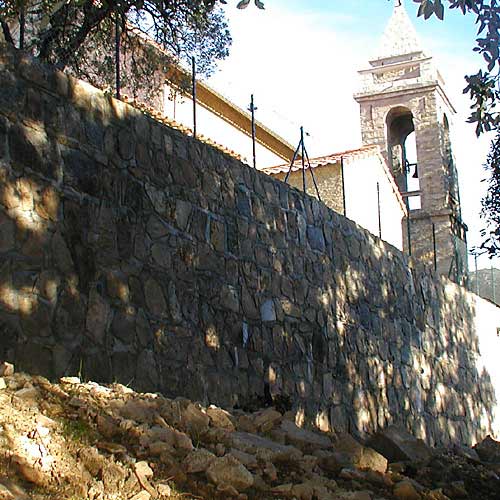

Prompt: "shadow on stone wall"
[0,42,497,447]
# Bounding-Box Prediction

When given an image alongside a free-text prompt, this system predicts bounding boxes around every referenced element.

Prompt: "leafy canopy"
[0,1,232,87]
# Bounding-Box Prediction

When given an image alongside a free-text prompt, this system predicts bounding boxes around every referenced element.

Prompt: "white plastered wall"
[473,294,500,439]
[163,85,284,168]
[343,152,405,250]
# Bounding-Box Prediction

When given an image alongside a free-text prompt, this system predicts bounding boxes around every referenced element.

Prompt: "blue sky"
[208,0,498,269]
[266,0,479,44]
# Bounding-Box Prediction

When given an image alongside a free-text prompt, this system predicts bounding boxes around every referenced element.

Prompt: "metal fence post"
[492,266,496,303]
[432,223,437,271]
[192,57,197,138]
[376,182,382,239]
[406,215,412,257]
[249,94,257,169]
[19,8,25,50]
[115,14,121,99]
[475,253,479,295]
[341,156,346,216]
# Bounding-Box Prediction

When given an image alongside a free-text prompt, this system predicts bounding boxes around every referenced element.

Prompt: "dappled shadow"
[0,41,499,449]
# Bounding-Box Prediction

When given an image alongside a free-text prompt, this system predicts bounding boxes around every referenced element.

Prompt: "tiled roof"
[261,145,380,175]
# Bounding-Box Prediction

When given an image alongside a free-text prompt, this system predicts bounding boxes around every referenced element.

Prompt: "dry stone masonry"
[0,42,499,448]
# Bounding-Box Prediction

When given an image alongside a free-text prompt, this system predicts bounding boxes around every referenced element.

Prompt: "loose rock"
[206,455,254,491]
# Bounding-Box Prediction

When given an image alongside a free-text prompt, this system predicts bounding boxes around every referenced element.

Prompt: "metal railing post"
[300,126,306,193]
[192,57,197,138]
[475,253,479,295]
[406,215,412,257]
[249,94,257,168]
[341,156,346,216]
[19,8,25,50]
[377,182,382,239]
[492,266,496,303]
[432,223,437,271]
[115,14,121,99]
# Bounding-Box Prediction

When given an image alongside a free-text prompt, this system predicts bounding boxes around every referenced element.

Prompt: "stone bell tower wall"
[355,2,468,283]
[1,44,500,446]
[357,88,450,213]
[356,84,467,281]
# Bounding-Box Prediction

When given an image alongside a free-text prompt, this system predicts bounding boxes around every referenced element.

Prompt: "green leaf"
[435,0,444,20]
[237,0,250,9]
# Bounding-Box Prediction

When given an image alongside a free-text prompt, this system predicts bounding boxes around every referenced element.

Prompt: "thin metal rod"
[377,182,382,239]
[192,57,197,138]
[492,266,496,303]
[115,14,121,99]
[340,156,346,216]
[448,255,455,279]
[304,147,321,202]
[250,94,257,169]
[301,126,306,193]
[432,223,437,271]
[475,254,479,295]
[19,8,25,50]
[406,209,411,257]
[284,141,301,184]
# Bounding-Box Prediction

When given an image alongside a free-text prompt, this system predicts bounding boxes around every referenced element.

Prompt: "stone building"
[2,39,500,444]
[263,1,469,280]
[354,0,468,284]
[6,1,469,282]
[134,1,471,283]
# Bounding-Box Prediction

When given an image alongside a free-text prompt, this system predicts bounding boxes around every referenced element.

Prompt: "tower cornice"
[354,81,457,114]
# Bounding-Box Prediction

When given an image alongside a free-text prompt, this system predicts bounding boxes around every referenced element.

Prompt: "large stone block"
[144,278,167,317]
[61,147,102,196]
[0,211,15,253]
[0,114,8,158]
[366,425,432,463]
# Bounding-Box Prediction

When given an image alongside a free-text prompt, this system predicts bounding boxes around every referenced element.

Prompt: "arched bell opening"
[386,107,421,210]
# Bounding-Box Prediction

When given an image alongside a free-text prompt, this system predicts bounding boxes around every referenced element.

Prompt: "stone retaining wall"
[0,43,499,446]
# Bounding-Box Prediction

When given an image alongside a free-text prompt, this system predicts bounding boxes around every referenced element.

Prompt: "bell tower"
[354,0,468,284]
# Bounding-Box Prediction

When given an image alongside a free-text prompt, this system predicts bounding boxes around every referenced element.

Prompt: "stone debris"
[393,480,421,500]
[473,435,500,463]
[0,362,14,377]
[0,370,498,499]
[184,449,217,473]
[280,419,333,453]
[206,455,254,491]
[366,425,433,463]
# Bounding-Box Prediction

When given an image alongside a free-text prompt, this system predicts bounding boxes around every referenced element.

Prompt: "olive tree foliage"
[413,1,500,256]
[0,1,232,100]
[481,137,500,256]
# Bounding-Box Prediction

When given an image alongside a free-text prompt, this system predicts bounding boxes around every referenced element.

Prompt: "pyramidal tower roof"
[375,0,424,60]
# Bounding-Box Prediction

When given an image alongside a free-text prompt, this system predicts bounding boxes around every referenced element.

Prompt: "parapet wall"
[1,43,499,446]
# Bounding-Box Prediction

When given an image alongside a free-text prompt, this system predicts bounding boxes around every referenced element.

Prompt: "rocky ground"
[0,363,500,500]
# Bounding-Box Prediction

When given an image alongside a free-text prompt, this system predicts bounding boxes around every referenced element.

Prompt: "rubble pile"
[0,363,499,499]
